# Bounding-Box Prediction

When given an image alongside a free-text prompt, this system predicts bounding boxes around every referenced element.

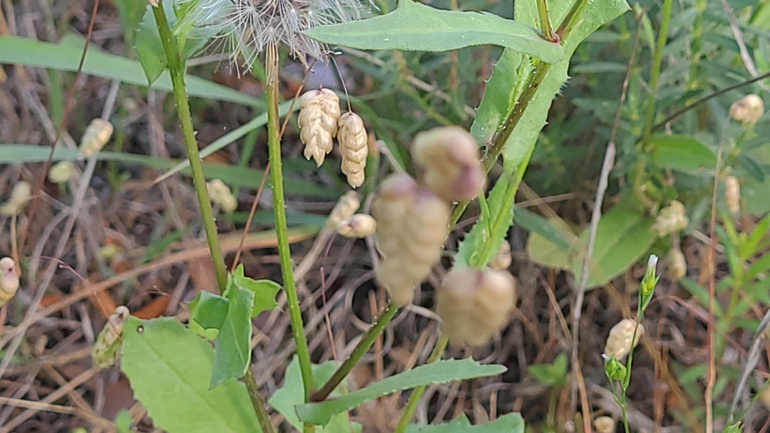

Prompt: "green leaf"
[189,291,228,330]
[269,357,362,433]
[0,35,258,106]
[649,134,717,173]
[135,4,168,85]
[120,317,260,433]
[470,49,524,147]
[526,216,580,270]
[114,409,133,433]
[113,0,146,48]
[455,176,514,269]
[210,287,254,389]
[501,0,629,171]
[295,358,506,425]
[404,412,524,433]
[528,353,567,386]
[304,0,564,63]
[514,208,572,251]
[231,265,281,318]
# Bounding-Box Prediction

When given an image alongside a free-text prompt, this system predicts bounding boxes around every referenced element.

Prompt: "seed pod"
[336,214,377,238]
[49,161,74,184]
[0,257,20,307]
[206,179,237,213]
[436,268,516,347]
[79,118,113,156]
[338,112,368,188]
[411,126,485,203]
[327,191,360,229]
[298,89,341,167]
[372,173,449,306]
[593,416,616,433]
[1,181,32,216]
[488,241,512,270]
[92,306,130,370]
[604,318,644,360]
[652,200,688,237]
[724,175,741,214]
[729,94,764,125]
[667,247,686,280]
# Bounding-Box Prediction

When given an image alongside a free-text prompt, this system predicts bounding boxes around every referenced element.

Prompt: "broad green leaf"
[231,265,281,318]
[120,317,260,433]
[528,353,567,387]
[501,0,629,172]
[470,49,524,147]
[514,208,572,251]
[115,410,133,433]
[526,216,580,270]
[295,358,506,425]
[210,287,254,389]
[113,0,146,48]
[743,175,770,216]
[135,4,168,85]
[304,0,564,63]
[571,197,657,288]
[404,412,524,433]
[269,357,362,433]
[0,145,340,198]
[455,176,515,269]
[0,36,258,106]
[649,134,717,173]
[189,291,228,330]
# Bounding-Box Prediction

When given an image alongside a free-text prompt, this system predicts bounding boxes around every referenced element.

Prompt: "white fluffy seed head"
[729,94,764,125]
[652,200,688,237]
[372,173,449,306]
[176,0,369,74]
[336,214,376,238]
[0,257,19,306]
[79,118,113,156]
[724,175,741,214]
[436,268,516,347]
[666,247,686,280]
[338,112,368,188]
[411,126,485,203]
[298,89,341,167]
[604,318,644,360]
[1,181,32,216]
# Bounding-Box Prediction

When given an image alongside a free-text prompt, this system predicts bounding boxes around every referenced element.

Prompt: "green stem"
[393,335,449,433]
[642,0,673,145]
[152,3,228,292]
[312,303,398,401]
[264,47,315,412]
[536,0,557,42]
[244,369,276,433]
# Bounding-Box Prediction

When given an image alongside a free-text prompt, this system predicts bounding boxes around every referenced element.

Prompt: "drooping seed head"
[206,179,238,213]
[593,416,616,433]
[336,214,377,238]
[1,181,32,216]
[724,175,741,214]
[338,112,368,188]
[327,190,360,228]
[79,118,113,156]
[729,94,764,125]
[666,247,686,280]
[652,200,688,237]
[0,257,19,307]
[49,161,74,184]
[604,318,644,360]
[298,89,341,167]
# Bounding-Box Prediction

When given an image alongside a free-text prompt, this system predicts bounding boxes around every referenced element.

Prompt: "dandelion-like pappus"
[178,0,368,80]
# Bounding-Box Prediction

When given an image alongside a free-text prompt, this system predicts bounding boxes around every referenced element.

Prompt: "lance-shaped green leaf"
[135,2,171,85]
[295,358,506,425]
[230,264,281,317]
[304,0,564,63]
[210,286,255,389]
[120,317,260,433]
[403,413,524,433]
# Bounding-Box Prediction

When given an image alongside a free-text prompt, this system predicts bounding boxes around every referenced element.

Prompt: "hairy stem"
[536,0,557,42]
[312,303,398,402]
[264,45,315,414]
[244,369,276,433]
[152,4,228,292]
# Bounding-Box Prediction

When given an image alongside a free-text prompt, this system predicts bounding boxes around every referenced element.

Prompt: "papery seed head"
[729,94,764,125]
[593,416,615,433]
[724,175,741,214]
[79,118,113,156]
[327,190,360,228]
[604,318,644,360]
[652,200,688,237]
[0,257,19,306]
[1,181,32,216]
[412,126,485,202]
[436,268,516,347]
[338,112,368,188]
[298,89,341,167]
[49,161,74,184]
[336,214,376,238]
[666,247,686,280]
[206,179,238,213]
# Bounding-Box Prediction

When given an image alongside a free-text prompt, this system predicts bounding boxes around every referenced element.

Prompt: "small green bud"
[92,306,130,370]
[603,354,627,382]
[722,422,741,433]
[639,254,659,312]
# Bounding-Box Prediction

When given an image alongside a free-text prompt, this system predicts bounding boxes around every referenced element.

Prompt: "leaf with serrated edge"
[210,287,254,389]
[470,49,524,147]
[295,358,505,425]
[403,412,524,433]
[305,0,563,63]
[231,264,281,317]
[120,317,260,433]
[455,176,513,269]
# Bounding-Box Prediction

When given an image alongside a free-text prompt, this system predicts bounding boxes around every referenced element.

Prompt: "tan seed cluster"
[411,126,485,202]
[327,191,360,228]
[338,113,368,188]
[336,214,377,238]
[49,161,74,184]
[436,268,516,347]
[604,318,644,360]
[79,118,113,156]
[1,181,32,216]
[593,416,615,433]
[652,200,688,237]
[724,175,741,214]
[299,89,341,167]
[0,257,20,307]
[206,179,237,213]
[729,94,764,125]
[666,247,686,280]
[372,173,449,306]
